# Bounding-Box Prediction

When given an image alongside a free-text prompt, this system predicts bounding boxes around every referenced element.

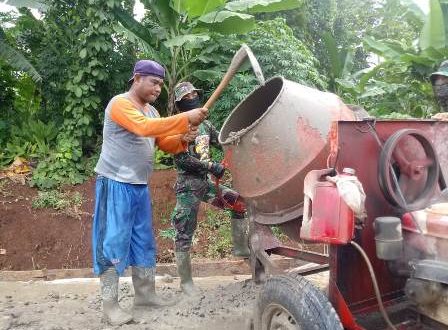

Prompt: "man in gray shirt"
[92,59,207,325]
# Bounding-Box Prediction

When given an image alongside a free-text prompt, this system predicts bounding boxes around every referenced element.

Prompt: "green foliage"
[0,61,16,146]
[1,1,136,189]
[154,148,174,170]
[0,26,41,82]
[337,0,448,117]
[246,18,326,89]
[113,0,301,114]
[210,147,224,163]
[207,18,325,129]
[377,112,414,119]
[0,141,29,167]
[271,226,289,242]
[322,31,354,92]
[32,190,83,211]
[31,136,86,189]
[420,0,447,50]
[203,209,232,258]
[368,0,421,48]
[11,119,58,148]
[0,11,42,150]
[6,0,446,189]
[159,227,176,240]
[208,73,258,129]
[28,0,124,188]
[32,189,84,218]
[0,119,58,167]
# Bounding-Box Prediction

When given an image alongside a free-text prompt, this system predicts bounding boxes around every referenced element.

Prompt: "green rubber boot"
[175,251,200,296]
[132,266,176,309]
[100,267,133,326]
[231,217,250,258]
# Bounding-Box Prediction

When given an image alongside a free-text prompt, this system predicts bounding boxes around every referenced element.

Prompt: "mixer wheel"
[254,274,342,330]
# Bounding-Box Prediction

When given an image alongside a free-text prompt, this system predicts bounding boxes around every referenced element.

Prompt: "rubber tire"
[255,274,343,330]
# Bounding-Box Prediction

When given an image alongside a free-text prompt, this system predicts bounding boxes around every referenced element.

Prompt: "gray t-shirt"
[95,93,159,184]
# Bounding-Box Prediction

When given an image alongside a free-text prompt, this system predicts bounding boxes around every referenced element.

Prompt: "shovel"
[204,43,264,110]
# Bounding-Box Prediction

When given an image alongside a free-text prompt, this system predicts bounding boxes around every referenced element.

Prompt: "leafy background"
[0,0,447,189]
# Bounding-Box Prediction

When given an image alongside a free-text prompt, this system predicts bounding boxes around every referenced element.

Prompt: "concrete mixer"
[218,76,448,329]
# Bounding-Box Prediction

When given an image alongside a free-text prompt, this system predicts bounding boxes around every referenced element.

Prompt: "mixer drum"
[218,76,354,224]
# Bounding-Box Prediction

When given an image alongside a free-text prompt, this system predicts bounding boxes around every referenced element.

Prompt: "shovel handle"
[204,44,252,109]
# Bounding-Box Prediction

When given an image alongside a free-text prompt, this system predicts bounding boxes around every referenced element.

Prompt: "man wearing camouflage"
[170,82,250,296]
[431,60,448,120]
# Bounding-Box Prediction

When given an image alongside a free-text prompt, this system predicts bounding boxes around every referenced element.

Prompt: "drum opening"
[219,77,283,144]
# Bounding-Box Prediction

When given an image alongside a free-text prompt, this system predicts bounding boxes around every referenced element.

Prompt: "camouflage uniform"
[171,120,245,252]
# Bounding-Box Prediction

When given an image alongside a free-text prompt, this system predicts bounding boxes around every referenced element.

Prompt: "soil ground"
[0,271,329,330]
[0,170,213,271]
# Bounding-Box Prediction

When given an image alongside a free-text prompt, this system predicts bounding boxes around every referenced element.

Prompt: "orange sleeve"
[156,135,188,154]
[109,97,189,137]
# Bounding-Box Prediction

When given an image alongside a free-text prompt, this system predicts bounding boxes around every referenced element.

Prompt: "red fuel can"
[301,170,355,245]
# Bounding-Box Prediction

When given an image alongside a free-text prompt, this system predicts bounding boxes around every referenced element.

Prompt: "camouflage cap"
[430,60,448,84]
[174,82,202,102]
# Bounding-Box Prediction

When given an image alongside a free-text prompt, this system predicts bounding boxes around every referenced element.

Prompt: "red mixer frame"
[248,119,448,329]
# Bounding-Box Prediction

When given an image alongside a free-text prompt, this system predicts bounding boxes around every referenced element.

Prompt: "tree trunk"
[167,83,176,115]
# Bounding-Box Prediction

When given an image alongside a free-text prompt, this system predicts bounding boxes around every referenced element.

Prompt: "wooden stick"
[204,44,264,110]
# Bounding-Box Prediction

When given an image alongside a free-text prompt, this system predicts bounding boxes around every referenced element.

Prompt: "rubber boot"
[231,217,250,257]
[175,251,200,296]
[100,267,133,326]
[132,266,176,309]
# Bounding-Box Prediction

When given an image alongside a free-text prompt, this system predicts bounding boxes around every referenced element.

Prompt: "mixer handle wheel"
[378,128,439,210]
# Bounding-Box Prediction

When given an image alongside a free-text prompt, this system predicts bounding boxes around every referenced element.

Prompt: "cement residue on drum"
[223,128,250,144]
[222,116,264,145]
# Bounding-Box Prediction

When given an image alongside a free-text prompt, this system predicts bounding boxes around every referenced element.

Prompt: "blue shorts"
[92,176,156,275]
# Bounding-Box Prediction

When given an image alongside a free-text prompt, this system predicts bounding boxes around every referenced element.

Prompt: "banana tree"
[337,0,448,117]
[112,0,301,114]
[0,0,46,82]
[322,31,354,92]
[0,26,41,83]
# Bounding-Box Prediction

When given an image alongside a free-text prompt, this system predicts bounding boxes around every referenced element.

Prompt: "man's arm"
[109,97,208,137]
[174,152,209,174]
[110,97,189,137]
[432,112,448,121]
[156,135,187,154]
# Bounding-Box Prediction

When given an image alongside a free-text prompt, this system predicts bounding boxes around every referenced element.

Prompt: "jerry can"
[300,169,355,244]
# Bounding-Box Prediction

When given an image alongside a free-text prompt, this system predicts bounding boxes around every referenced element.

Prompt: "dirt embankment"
[0,170,210,271]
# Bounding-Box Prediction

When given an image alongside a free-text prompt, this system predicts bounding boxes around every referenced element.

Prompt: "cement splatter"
[0,275,257,330]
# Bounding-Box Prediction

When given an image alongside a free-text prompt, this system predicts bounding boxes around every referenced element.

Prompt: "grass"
[195,208,233,259]
[159,227,176,240]
[32,190,84,219]
[0,180,11,197]
[156,207,237,260]
[271,225,290,243]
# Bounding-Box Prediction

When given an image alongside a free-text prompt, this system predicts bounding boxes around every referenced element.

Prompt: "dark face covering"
[177,96,201,112]
[434,83,448,112]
